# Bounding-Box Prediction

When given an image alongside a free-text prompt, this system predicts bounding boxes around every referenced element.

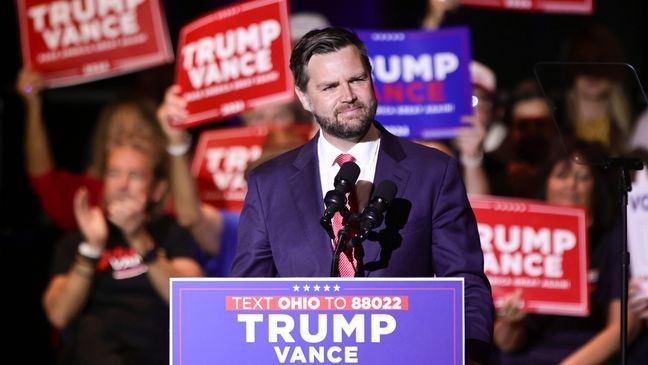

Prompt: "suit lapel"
[288,135,334,275]
[363,125,411,275]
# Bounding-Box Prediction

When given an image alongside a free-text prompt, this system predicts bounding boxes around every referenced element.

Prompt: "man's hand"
[107,192,147,239]
[74,187,108,248]
[16,67,45,106]
[456,115,486,163]
[630,277,648,320]
[157,84,191,147]
[497,289,527,324]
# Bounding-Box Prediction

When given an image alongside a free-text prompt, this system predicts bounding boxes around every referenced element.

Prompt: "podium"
[171,278,464,364]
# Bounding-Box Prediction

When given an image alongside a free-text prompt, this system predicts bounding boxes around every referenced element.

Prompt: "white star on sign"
[293,285,300,292]
[333,284,340,291]
[323,285,331,292]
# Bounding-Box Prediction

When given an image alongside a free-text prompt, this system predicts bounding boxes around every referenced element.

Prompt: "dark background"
[1,0,646,362]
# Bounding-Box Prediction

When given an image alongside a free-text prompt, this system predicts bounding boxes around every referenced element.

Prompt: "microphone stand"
[601,156,643,365]
[329,212,368,277]
[329,207,353,277]
[330,226,348,277]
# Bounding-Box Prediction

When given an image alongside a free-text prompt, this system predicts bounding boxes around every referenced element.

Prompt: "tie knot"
[335,153,356,166]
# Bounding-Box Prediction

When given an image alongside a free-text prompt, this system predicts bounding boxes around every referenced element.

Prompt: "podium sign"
[171,278,464,364]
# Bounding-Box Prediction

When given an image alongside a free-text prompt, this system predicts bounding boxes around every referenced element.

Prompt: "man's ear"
[294,86,311,113]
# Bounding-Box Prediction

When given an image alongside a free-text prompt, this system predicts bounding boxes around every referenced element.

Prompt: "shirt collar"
[317,132,380,169]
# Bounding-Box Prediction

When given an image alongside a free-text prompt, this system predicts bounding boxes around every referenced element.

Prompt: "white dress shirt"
[317,132,380,210]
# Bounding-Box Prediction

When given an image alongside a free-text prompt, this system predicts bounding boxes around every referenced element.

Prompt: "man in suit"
[230,27,493,364]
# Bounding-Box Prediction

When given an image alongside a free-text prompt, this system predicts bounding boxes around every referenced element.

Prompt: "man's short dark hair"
[289,27,372,91]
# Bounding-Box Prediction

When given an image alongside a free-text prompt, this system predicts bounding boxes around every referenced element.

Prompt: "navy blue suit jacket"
[231,122,493,345]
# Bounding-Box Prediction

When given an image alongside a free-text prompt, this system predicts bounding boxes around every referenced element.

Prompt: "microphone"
[321,161,361,222]
[357,180,397,234]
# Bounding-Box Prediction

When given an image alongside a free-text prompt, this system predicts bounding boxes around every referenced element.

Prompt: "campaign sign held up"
[174,0,294,128]
[357,27,473,140]
[460,0,593,14]
[191,124,311,211]
[17,0,173,87]
[470,195,589,316]
[171,278,464,364]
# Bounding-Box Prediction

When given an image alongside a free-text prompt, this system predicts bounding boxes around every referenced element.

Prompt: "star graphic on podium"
[292,284,300,292]
[323,284,331,292]
[333,284,341,291]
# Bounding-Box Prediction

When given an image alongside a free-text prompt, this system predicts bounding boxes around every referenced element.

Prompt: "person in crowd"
[150,11,330,276]
[420,0,460,29]
[42,139,203,364]
[470,61,507,156]
[16,67,162,232]
[156,85,243,277]
[493,138,642,364]
[560,23,634,155]
[414,61,499,196]
[229,27,493,364]
[487,79,558,198]
[239,100,312,126]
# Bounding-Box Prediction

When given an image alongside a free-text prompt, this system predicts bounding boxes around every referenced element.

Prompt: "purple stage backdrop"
[171,278,464,364]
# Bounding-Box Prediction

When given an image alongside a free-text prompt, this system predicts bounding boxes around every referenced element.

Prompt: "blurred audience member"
[152,11,330,276]
[157,83,313,276]
[488,79,557,198]
[421,0,460,29]
[470,61,506,155]
[415,61,498,195]
[157,85,240,277]
[16,67,163,231]
[43,141,203,365]
[561,23,634,155]
[493,138,641,364]
[239,100,312,126]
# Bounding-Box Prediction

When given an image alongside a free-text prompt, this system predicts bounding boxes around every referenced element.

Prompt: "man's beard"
[313,100,377,139]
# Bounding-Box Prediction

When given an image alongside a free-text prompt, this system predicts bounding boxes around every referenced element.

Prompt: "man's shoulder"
[384,132,453,165]
[249,143,310,178]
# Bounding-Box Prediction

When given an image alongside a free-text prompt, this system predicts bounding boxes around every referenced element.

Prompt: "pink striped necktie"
[332,153,358,277]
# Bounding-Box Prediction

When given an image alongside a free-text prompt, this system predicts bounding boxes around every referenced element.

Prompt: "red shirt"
[29,169,103,231]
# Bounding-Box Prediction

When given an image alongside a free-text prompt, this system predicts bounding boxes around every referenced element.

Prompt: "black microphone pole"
[601,157,643,365]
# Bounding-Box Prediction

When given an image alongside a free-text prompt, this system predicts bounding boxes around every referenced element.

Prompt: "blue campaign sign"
[171,278,464,364]
[356,27,473,140]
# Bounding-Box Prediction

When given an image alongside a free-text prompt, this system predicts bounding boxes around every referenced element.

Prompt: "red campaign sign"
[16,0,174,87]
[191,124,312,211]
[174,0,294,128]
[469,195,589,316]
[460,0,593,14]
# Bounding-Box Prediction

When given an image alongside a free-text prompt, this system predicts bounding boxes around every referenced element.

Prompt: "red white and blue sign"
[171,278,464,364]
[357,27,473,140]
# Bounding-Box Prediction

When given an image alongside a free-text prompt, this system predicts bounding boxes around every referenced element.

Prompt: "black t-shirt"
[50,215,195,365]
